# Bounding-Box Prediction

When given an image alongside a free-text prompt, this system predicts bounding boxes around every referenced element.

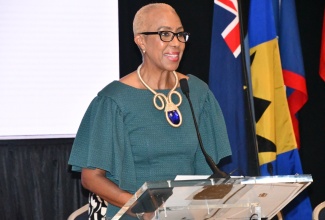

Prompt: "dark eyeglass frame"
[140,31,190,43]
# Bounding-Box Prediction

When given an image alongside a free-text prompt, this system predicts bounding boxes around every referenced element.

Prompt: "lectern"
[110,175,312,220]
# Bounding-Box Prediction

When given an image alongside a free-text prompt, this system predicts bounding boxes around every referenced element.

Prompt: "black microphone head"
[179,78,189,95]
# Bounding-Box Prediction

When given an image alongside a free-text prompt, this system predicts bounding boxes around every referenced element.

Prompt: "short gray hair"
[133,3,177,35]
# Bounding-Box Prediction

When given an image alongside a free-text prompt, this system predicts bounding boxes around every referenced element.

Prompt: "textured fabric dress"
[68,74,231,218]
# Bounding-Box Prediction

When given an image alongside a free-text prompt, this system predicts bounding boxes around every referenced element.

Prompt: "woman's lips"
[165,52,180,61]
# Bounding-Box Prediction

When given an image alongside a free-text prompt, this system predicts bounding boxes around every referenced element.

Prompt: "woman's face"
[142,9,186,72]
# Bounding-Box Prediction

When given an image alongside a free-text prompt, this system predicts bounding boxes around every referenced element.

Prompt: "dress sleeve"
[68,95,137,191]
[195,90,232,174]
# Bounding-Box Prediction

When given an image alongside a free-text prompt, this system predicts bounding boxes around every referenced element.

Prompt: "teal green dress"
[68,74,231,218]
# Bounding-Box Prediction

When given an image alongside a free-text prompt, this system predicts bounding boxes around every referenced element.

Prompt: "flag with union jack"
[209,0,259,176]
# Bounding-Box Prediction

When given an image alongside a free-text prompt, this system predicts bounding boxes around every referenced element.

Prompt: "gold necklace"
[137,65,183,127]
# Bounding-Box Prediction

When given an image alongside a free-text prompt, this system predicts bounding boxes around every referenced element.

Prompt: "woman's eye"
[161,31,170,36]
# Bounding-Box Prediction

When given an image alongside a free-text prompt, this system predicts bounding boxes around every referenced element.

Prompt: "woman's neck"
[138,65,177,90]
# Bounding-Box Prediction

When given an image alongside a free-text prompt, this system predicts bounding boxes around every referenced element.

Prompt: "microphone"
[179,78,229,179]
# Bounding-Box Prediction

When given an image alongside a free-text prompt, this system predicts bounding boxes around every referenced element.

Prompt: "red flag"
[320,8,325,81]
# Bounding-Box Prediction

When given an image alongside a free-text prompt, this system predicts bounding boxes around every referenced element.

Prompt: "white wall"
[0,0,119,139]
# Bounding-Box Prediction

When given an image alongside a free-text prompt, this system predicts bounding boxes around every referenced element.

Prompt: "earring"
[142,50,146,54]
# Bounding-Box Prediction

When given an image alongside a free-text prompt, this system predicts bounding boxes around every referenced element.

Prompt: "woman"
[68,3,231,219]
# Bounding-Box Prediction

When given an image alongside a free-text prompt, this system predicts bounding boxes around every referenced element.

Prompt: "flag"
[248,0,312,219]
[320,7,325,81]
[277,0,308,149]
[209,0,259,176]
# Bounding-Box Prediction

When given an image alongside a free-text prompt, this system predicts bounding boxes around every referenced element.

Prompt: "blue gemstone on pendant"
[168,110,180,125]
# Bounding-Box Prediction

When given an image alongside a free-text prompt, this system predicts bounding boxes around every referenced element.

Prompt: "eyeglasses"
[140,31,190,43]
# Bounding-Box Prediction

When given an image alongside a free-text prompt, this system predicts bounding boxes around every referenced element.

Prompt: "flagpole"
[237,0,260,176]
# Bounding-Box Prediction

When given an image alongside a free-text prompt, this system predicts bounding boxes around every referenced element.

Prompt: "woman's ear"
[134,34,145,52]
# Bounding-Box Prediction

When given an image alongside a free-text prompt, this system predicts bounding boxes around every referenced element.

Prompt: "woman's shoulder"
[187,74,209,90]
[98,76,140,99]
[119,71,144,89]
[86,81,134,116]
[98,81,126,97]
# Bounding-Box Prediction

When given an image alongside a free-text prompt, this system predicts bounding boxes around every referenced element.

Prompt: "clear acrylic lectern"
[110,175,312,220]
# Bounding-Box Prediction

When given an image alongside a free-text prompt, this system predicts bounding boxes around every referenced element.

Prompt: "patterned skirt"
[88,192,108,220]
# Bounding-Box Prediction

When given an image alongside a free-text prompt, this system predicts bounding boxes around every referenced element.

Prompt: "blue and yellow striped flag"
[248,0,312,219]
